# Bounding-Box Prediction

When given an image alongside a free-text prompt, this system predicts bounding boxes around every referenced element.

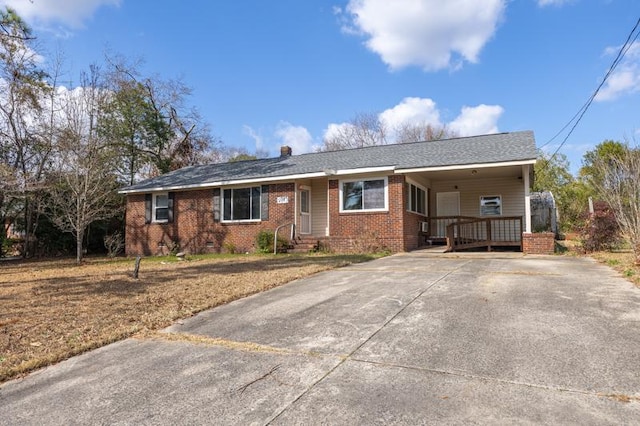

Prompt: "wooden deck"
[421,216,523,252]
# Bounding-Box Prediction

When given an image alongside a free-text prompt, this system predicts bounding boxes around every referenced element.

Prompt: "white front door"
[300,188,311,234]
[436,191,460,237]
[436,191,460,216]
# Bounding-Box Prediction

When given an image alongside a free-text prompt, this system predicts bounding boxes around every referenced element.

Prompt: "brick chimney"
[280,145,292,157]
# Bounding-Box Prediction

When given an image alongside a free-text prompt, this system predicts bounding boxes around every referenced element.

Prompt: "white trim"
[523,164,532,233]
[119,172,327,194]
[152,192,169,223]
[406,180,428,216]
[119,166,398,194]
[396,159,536,174]
[119,161,534,194]
[339,176,389,213]
[220,186,262,223]
[299,186,312,234]
[334,166,395,175]
[326,182,331,237]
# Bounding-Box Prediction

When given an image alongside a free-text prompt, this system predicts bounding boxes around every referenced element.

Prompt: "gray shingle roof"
[120,130,537,193]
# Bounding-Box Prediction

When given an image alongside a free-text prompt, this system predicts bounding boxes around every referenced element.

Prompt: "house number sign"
[276,196,289,204]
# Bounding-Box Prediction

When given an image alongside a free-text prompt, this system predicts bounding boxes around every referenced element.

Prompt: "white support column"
[523,164,532,233]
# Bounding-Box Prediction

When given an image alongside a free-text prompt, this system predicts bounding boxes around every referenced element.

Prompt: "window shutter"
[261,185,269,220]
[167,192,175,223]
[213,188,221,222]
[145,194,152,224]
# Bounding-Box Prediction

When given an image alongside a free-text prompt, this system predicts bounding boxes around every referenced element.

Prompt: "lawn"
[0,253,375,383]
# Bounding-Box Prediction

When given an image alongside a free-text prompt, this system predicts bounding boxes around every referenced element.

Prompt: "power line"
[539,16,640,165]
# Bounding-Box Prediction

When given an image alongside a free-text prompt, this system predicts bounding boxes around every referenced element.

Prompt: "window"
[222,186,261,221]
[480,195,502,216]
[406,182,427,215]
[340,178,387,212]
[153,193,169,222]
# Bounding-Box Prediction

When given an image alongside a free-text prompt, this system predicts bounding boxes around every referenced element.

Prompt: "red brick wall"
[403,210,425,251]
[522,232,555,255]
[326,175,406,253]
[125,183,296,256]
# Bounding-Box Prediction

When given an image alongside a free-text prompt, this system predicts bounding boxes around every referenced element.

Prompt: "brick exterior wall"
[522,232,555,255]
[403,210,425,251]
[325,175,407,253]
[125,183,295,256]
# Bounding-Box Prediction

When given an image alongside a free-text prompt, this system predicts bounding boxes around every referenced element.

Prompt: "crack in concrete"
[346,357,639,404]
[266,260,472,425]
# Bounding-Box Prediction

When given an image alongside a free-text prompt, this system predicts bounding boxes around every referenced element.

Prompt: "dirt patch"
[0,253,374,383]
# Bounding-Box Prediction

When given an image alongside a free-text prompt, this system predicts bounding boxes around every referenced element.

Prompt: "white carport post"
[523,164,532,233]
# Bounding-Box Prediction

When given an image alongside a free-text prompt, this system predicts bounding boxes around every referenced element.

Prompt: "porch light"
[471,169,478,175]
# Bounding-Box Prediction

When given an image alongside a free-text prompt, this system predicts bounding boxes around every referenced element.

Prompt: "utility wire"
[539,16,640,167]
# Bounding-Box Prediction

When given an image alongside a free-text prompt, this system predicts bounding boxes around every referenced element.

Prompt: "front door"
[436,191,460,237]
[300,188,311,234]
[436,191,460,216]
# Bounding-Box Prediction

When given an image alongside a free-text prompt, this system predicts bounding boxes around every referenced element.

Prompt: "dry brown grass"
[557,235,640,288]
[0,253,374,383]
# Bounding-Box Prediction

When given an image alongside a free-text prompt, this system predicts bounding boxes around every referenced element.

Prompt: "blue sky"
[3,0,640,174]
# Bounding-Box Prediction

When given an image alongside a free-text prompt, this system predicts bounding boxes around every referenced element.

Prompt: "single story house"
[120,130,548,256]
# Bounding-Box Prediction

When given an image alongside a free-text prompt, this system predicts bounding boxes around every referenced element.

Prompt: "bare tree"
[320,111,456,152]
[0,7,50,257]
[101,56,220,184]
[395,122,456,143]
[591,145,640,263]
[321,112,388,151]
[47,67,121,264]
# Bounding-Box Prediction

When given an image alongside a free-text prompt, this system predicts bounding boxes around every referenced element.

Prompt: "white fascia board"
[395,159,536,174]
[118,171,328,194]
[334,165,396,175]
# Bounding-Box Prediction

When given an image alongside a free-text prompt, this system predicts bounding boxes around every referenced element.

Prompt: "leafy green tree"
[101,58,218,184]
[534,152,588,231]
[229,154,257,162]
[579,140,627,190]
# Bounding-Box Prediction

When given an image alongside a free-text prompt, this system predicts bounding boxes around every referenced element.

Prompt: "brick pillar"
[522,232,555,255]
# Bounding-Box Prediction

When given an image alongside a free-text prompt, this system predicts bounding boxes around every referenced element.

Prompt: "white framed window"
[480,195,502,216]
[339,177,388,212]
[406,182,427,216]
[153,193,169,222]
[222,186,261,221]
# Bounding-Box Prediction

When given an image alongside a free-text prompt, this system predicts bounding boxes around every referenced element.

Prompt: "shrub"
[223,241,237,254]
[104,232,124,258]
[580,201,621,252]
[256,230,288,253]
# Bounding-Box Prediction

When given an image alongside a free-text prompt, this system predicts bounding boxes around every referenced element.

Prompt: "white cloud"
[342,0,505,71]
[595,42,640,102]
[449,104,504,136]
[323,98,504,143]
[0,0,121,29]
[242,125,265,153]
[274,121,316,154]
[379,97,442,131]
[323,122,352,143]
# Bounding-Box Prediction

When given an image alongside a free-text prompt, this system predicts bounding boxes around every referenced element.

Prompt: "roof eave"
[396,159,537,174]
[118,165,398,194]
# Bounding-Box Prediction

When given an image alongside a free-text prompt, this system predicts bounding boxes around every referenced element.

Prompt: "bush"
[256,230,288,253]
[580,201,621,252]
[104,232,124,258]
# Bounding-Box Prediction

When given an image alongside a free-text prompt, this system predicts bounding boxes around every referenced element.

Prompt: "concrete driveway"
[1,253,639,425]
